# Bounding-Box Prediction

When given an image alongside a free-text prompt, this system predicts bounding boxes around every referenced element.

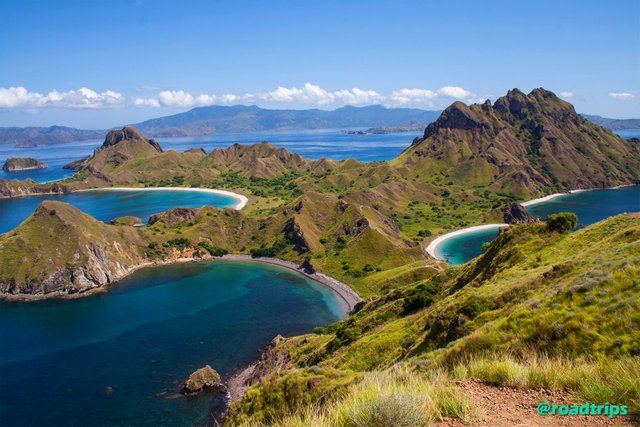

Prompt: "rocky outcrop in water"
[183,365,222,395]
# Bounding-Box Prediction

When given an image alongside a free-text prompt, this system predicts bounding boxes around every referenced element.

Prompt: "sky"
[0,0,638,128]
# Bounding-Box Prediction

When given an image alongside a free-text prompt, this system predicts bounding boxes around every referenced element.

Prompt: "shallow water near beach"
[436,186,640,265]
[0,189,239,233]
[0,260,345,426]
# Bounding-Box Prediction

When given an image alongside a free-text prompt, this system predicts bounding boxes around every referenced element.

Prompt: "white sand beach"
[425,223,509,260]
[520,193,568,207]
[77,187,249,210]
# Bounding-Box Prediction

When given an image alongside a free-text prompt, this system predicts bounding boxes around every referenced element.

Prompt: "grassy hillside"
[393,88,640,197]
[227,214,640,425]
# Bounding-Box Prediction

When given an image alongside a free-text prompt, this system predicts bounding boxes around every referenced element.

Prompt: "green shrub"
[461,296,495,319]
[403,283,438,314]
[197,242,228,256]
[547,212,577,233]
[165,238,191,248]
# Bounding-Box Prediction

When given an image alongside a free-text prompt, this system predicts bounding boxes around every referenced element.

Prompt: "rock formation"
[503,203,536,224]
[183,365,221,395]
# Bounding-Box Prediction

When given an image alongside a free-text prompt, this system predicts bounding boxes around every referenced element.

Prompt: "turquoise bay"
[435,186,640,265]
[0,261,345,426]
[0,189,239,233]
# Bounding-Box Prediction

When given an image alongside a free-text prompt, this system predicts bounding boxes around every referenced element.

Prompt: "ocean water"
[0,129,420,183]
[436,186,640,265]
[0,189,238,233]
[614,128,640,139]
[0,261,345,426]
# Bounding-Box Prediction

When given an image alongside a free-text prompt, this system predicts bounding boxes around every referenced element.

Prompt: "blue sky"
[0,0,638,128]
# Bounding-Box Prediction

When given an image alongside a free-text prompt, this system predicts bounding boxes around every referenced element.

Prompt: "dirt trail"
[440,379,637,427]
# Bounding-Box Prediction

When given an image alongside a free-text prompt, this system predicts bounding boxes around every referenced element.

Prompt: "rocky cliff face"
[0,201,150,296]
[503,203,536,224]
[398,88,640,197]
[102,126,163,152]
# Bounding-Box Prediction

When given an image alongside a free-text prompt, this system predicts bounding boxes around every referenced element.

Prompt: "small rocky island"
[183,365,222,395]
[2,157,48,172]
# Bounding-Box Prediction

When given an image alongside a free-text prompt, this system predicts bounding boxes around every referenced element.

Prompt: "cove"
[0,260,345,426]
[433,186,639,265]
[0,188,242,233]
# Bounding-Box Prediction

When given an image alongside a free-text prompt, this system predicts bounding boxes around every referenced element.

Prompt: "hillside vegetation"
[0,89,638,424]
[227,214,640,425]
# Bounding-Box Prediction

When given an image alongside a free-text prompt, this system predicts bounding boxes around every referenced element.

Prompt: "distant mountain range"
[133,104,441,137]
[0,126,104,148]
[580,114,640,130]
[0,106,638,148]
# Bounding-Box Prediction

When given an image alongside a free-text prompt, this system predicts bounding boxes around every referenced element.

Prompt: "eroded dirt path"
[440,379,637,426]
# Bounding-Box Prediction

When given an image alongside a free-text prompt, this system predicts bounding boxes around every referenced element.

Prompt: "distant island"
[132,104,441,137]
[0,126,103,148]
[345,119,430,135]
[2,108,637,149]
[580,114,640,130]
[2,157,48,172]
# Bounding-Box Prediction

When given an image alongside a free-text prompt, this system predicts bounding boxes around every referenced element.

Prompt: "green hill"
[393,88,640,197]
[227,214,640,425]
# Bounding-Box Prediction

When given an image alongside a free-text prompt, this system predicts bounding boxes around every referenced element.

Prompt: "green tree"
[547,212,578,233]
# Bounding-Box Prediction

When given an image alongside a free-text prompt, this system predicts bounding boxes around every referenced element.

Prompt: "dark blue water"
[0,129,420,183]
[0,261,345,426]
[614,128,640,139]
[0,189,238,233]
[436,186,640,265]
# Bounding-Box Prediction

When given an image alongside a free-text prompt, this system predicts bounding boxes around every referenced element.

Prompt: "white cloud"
[0,86,124,109]
[560,91,574,98]
[609,91,635,100]
[249,83,385,106]
[1,83,481,110]
[438,86,472,98]
[133,97,161,107]
[389,86,475,107]
[132,83,385,109]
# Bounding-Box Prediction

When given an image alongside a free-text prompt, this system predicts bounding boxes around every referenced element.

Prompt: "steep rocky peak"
[102,126,163,152]
[493,88,573,119]
[423,101,488,138]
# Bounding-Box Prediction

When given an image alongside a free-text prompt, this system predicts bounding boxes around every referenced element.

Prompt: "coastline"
[220,254,362,312]
[426,184,639,261]
[520,184,637,207]
[75,186,249,210]
[425,224,508,260]
[0,254,362,312]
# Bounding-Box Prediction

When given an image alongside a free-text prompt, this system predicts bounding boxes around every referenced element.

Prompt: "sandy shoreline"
[76,186,249,210]
[425,224,509,260]
[520,184,637,207]
[220,254,362,312]
[426,184,638,261]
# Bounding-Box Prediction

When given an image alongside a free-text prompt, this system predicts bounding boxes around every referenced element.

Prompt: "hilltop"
[394,88,640,196]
